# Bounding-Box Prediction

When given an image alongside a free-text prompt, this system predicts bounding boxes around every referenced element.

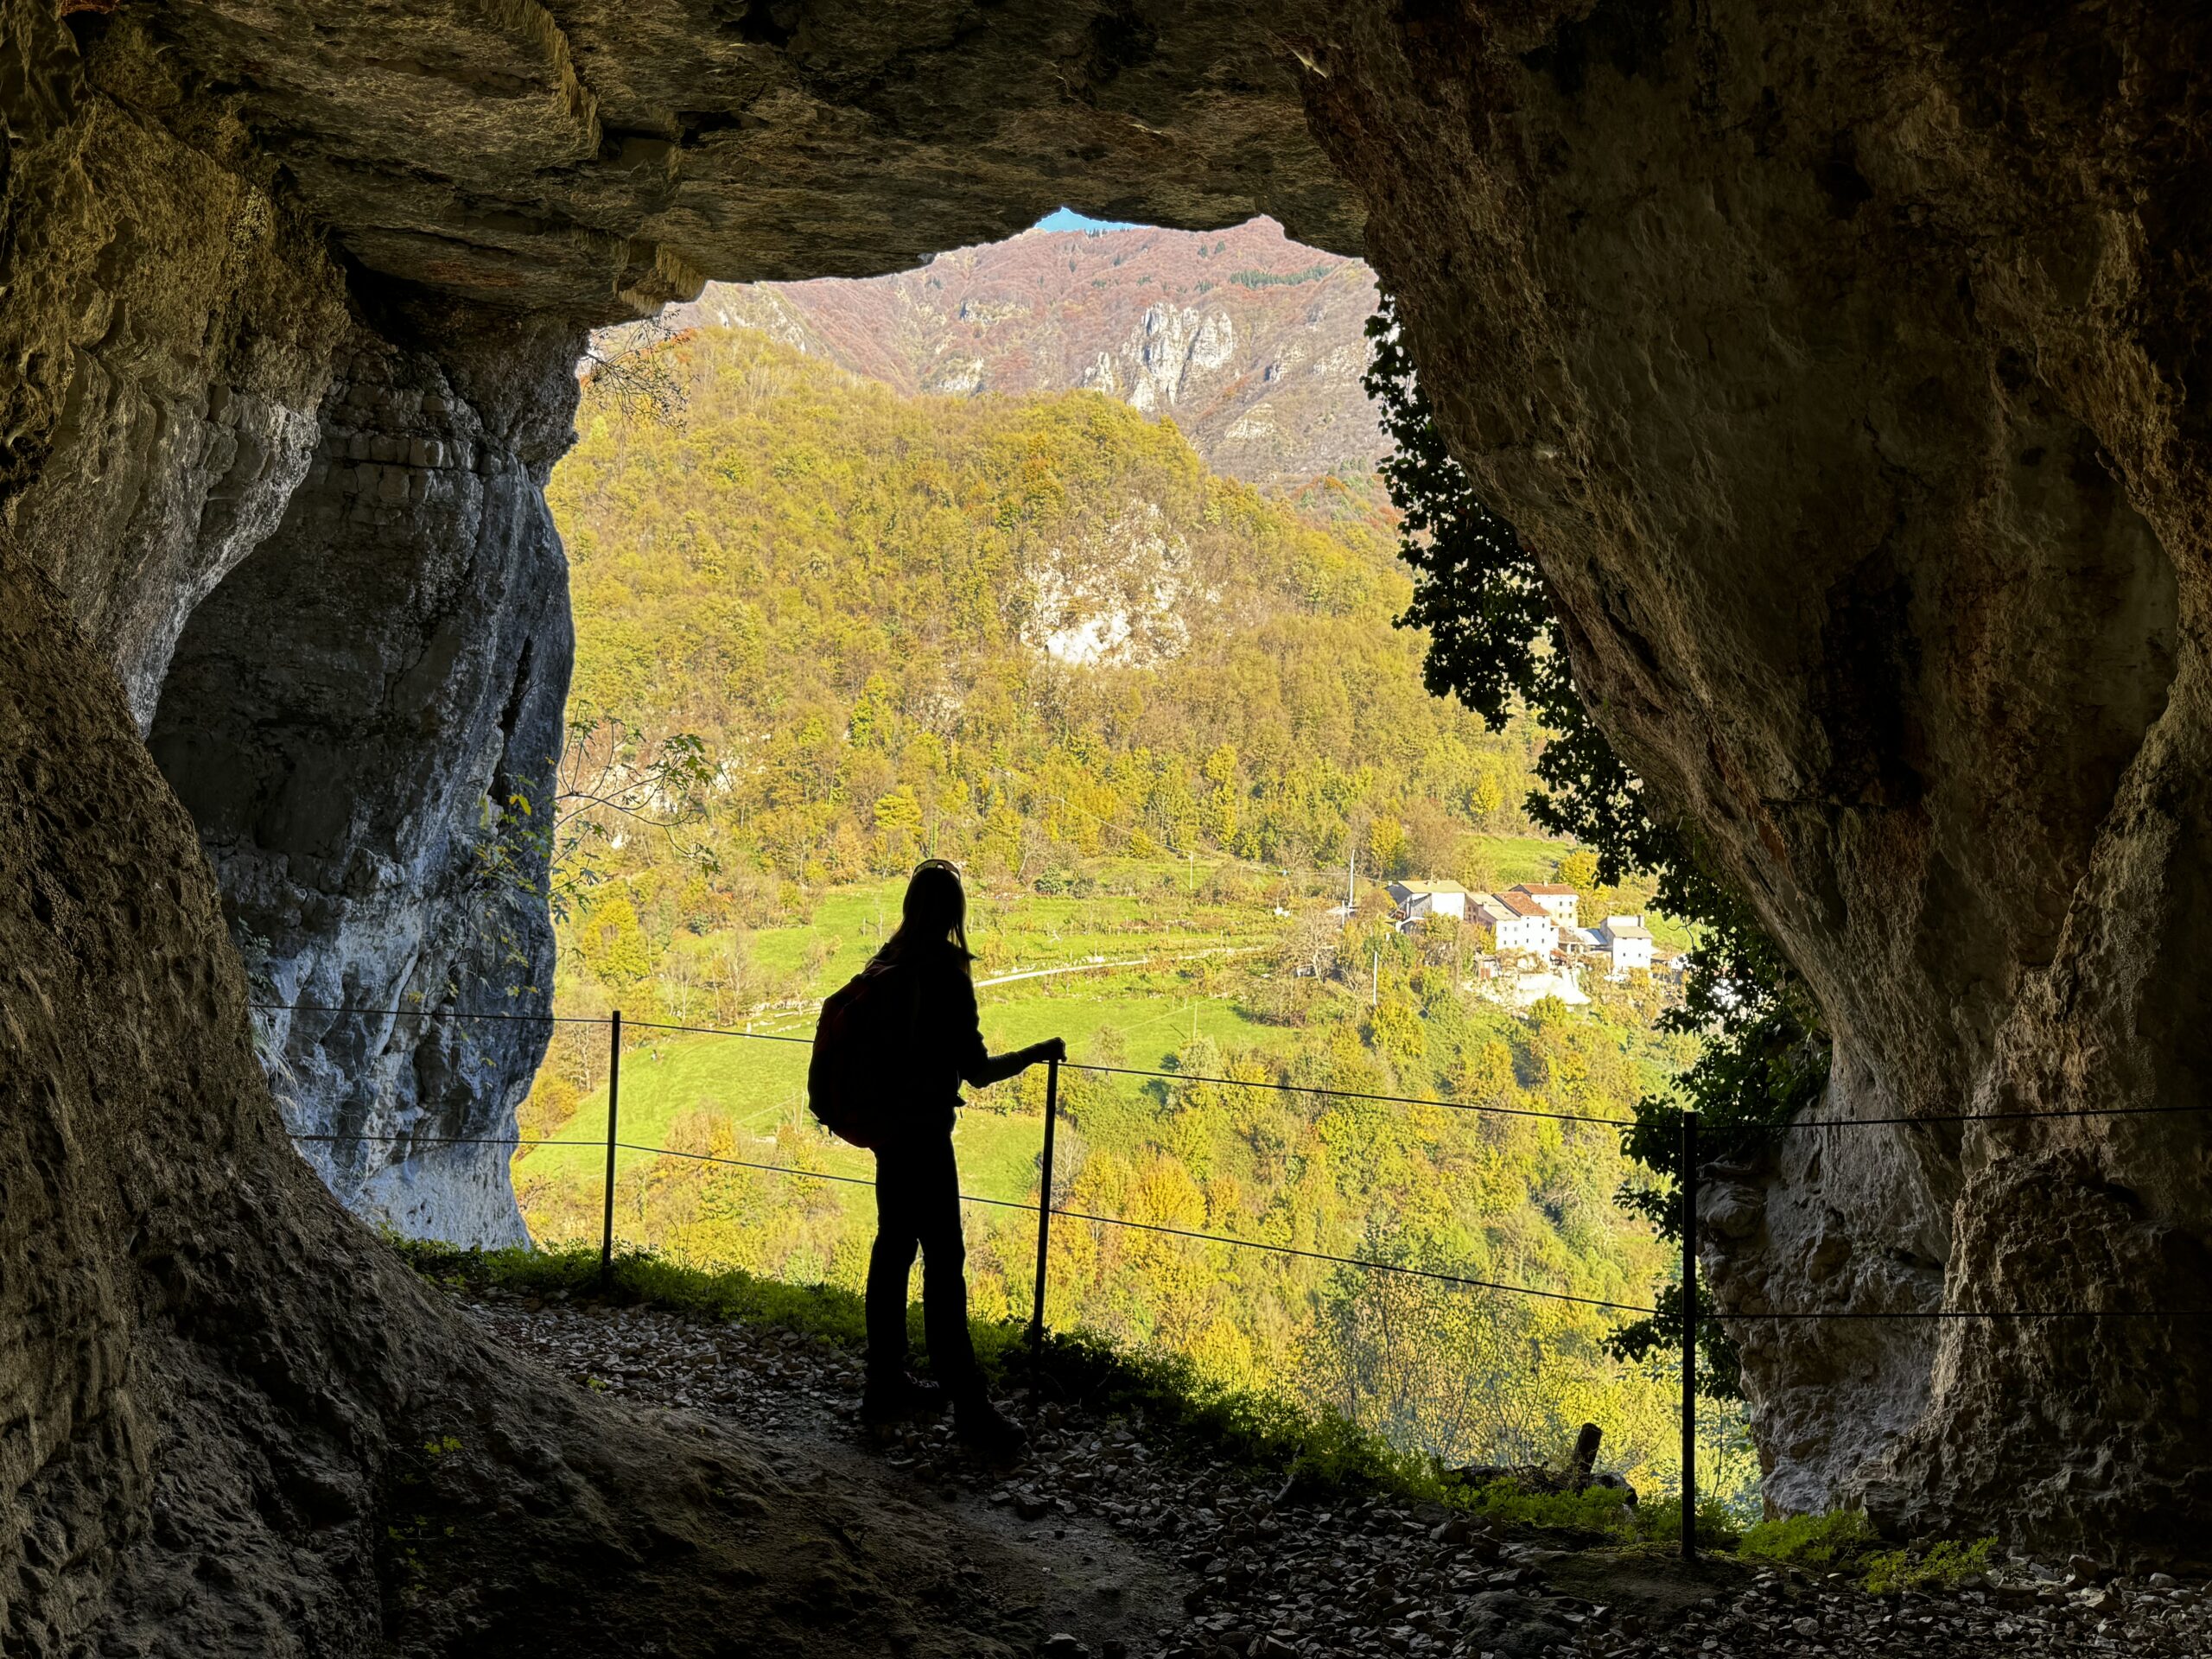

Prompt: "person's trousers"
[867,1130,979,1395]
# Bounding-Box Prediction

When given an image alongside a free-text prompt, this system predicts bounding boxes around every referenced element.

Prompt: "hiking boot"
[861,1371,944,1426]
[953,1394,1029,1459]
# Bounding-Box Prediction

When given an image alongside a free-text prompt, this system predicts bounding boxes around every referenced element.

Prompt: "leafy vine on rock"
[1363,298,1832,1398]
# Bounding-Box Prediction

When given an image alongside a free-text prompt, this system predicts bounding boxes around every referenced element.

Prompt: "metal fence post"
[601,1009,622,1289]
[1681,1107,1699,1561]
[1029,1055,1060,1382]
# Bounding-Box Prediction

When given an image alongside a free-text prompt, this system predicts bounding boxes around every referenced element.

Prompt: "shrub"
[1739,1511,1995,1594]
[1860,1537,1996,1595]
[1450,1479,1638,1538]
[1446,1480,1741,1549]
[1637,1494,1745,1551]
[1739,1509,1878,1570]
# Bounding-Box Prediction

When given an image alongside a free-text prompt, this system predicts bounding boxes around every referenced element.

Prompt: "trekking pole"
[1029,1054,1060,1386]
[1681,1108,1699,1561]
[601,1009,622,1291]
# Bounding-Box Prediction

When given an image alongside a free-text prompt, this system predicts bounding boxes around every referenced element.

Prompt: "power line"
[252,1002,599,1025]
[611,1141,1649,1311]
[625,1017,813,1045]
[1066,1059,1633,1128]
[1046,1204,1660,1314]
[288,1133,2212,1321]
[612,1141,1005,1199]
[270,1003,2205,1132]
[289,1133,604,1148]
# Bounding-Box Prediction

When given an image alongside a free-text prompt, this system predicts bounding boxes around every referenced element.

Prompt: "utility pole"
[1371,949,1379,1008]
[1345,846,1356,925]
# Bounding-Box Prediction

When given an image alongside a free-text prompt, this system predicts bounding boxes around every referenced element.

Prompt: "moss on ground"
[1738,1509,1998,1593]
[1446,1477,1742,1549]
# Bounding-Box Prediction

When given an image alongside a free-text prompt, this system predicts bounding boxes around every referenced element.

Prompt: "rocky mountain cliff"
[666,218,1385,486]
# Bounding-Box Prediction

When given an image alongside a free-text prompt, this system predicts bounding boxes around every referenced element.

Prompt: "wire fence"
[255,998,2212,1558]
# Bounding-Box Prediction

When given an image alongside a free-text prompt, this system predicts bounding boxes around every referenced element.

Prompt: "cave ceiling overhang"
[143,0,1363,318]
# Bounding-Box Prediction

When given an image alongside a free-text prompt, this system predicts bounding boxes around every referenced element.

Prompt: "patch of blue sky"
[1032,206,1145,233]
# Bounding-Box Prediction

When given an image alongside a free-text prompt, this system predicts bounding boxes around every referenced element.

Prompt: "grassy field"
[515,832,1688,1255]
[672,836,1587,1022]
[517,959,1291,1224]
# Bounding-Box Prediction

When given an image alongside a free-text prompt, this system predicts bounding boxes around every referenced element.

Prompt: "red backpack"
[807,962,918,1147]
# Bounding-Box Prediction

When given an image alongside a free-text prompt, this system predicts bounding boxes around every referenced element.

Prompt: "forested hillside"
[550,326,1546,906]
[527,322,1745,1507]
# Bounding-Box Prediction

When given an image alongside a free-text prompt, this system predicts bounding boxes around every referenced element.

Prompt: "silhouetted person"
[861,858,1060,1454]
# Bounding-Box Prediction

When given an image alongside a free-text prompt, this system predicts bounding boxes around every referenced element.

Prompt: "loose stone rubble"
[461,1285,2212,1657]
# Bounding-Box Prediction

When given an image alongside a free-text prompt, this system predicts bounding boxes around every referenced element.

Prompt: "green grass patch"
[1448,1478,1742,1549]
[1738,1510,1996,1593]
[1464,834,1579,888]
[399,1237,874,1345]
[1739,1509,1878,1570]
[1859,1537,1996,1595]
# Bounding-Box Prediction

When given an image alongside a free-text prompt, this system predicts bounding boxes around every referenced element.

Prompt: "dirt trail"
[452,1285,2212,1658]
[461,1291,1192,1656]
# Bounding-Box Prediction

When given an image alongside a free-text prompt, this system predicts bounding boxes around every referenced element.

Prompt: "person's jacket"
[874,941,1028,1135]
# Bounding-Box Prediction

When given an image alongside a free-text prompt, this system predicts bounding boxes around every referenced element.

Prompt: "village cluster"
[1383,879,1680,1007]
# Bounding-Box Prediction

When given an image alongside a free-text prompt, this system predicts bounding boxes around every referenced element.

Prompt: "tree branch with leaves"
[1363,297,1831,1399]
[548,710,721,913]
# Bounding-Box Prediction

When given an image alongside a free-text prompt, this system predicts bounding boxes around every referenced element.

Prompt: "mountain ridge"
[652,217,1385,488]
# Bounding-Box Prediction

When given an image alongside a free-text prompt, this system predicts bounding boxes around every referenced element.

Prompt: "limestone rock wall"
[2,10,566,1247]
[1305,0,2212,1555]
[0,10,346,728]
[148,296,580,1249]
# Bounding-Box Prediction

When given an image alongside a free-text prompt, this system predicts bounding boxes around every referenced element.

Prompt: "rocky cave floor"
[449,1284,2209,1658]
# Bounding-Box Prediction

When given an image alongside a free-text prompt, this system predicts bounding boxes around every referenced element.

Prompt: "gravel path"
[454,1286,2211,1658]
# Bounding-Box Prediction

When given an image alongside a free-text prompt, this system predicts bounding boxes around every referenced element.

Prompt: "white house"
[1387,879,1469,926]
[1599,914,1655,975]
[1512,882,1581,929]
[1472,890,1559,959]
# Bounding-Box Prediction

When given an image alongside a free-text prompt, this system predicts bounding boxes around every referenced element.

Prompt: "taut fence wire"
[256,1000,2212,1560]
